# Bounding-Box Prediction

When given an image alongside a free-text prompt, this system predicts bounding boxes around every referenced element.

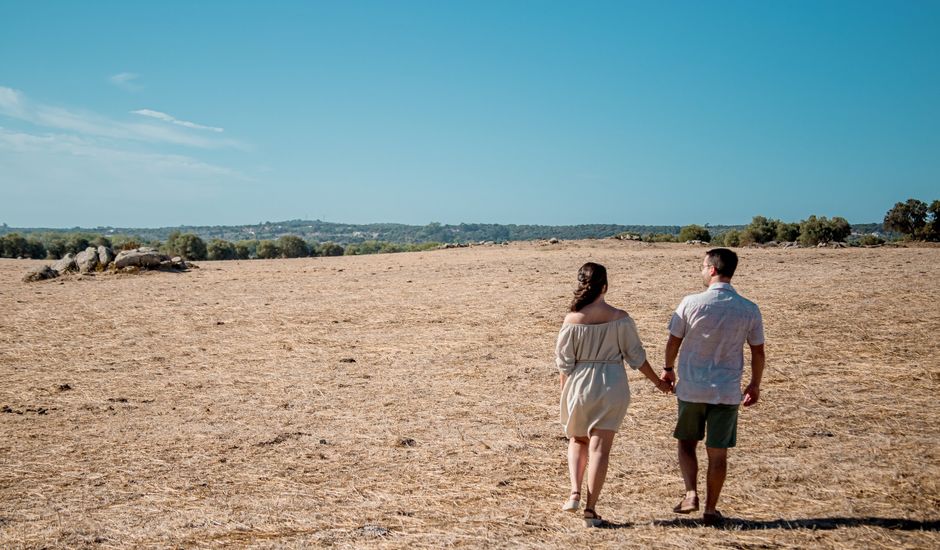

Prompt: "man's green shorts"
[673,399,739,449]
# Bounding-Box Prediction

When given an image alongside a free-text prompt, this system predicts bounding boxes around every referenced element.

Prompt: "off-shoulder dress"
[554,315,648,438]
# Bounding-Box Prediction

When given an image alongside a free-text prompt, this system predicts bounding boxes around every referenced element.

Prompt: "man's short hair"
[705,248,738,278]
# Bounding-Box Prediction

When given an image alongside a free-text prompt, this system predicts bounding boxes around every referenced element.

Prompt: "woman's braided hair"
[569,262,608,312]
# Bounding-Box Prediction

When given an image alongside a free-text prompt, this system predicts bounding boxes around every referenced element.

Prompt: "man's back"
[668,282,763,405]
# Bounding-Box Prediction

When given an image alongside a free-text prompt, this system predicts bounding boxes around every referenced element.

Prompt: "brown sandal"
[673,494,699,514]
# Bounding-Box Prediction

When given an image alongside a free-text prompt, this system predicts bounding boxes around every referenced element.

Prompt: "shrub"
[277,235,309,258]
[165,231,208,260]
[857,234,885,246]
[316,242,344,257]
[678,225,711,242]
[234,240,255,260]
[207,239,237,261]
[256,240,279,259]
[111,235,143,251]
[798,215,852,246]
[643,233,677,243]
[743,216,777,244]
[719,230,741,247]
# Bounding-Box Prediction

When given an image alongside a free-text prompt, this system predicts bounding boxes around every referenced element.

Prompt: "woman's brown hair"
[569,262,607,312]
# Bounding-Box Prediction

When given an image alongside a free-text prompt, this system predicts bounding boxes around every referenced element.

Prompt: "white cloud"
[0,85,243,149]
[109,72,142,91]
[131,109,224,133]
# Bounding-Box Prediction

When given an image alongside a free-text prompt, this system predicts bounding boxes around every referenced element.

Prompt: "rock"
[51,254,77,275]
[548,238,560,244]
[23,265,59,282]
[75,247,99,273]
[97,246,114,268]
[685,240,709,246]
[113,248,169,269]
[356,525,389,538]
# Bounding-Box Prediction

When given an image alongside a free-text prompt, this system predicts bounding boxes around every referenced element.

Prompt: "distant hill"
[0,219,884,245]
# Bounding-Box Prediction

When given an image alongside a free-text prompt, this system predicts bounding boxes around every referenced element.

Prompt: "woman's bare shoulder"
[563,311,584,325]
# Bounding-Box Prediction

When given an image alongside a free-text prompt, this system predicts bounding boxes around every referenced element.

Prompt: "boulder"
[51,254,77,275]
[113,248,169,269]
[97,246,114,268]
[75,247,99,273]
[548,238,560,244]
[23,265,59,283]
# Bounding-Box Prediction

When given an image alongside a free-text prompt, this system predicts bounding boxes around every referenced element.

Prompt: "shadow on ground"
[654,517,940,531]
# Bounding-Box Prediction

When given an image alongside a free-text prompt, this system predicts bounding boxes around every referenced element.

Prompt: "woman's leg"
[584,429,616,511]
[568,436,589,497]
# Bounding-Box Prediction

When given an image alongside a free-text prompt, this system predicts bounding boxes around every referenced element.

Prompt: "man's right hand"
[742,382,760,406]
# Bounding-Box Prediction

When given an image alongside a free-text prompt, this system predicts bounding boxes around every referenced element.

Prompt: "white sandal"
[562,491,581,512]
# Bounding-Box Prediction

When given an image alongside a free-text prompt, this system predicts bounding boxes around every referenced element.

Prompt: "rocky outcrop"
[75,247,99,273]
[51,254,76,275]
[22,265,59,282]
[97,245,114,267]
[113,247,169,269]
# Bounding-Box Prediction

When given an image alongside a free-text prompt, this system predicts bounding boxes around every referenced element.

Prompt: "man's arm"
[662,334,682,386]
[742,343,765,406]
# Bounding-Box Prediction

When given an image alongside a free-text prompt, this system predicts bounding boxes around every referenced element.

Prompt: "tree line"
[2,198,937,259]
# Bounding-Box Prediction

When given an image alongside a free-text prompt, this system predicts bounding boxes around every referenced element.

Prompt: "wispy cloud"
[0,85,243,149]
[109,72,142,91]
[131,109,224,133]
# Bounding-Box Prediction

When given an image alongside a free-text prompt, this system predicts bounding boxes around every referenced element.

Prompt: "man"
[661,248,765,526]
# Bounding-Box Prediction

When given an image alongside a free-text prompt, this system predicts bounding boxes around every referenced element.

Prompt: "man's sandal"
[703,510,724,526]
[583,509,607,528]
[562,491,581,513]
[673,494,699,514]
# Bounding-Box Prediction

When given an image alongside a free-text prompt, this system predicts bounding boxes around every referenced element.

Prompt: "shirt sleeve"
[747,306,765,346]
[555,326,577,376]
[668,298,688,338]
[617,317,647,369]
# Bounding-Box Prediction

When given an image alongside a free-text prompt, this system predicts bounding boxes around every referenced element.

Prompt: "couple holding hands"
[555,248,765,527]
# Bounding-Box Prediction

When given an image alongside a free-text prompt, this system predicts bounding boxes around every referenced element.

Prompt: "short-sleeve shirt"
[668,282,764,405]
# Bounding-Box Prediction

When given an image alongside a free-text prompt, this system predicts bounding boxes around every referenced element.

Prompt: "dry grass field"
[1,240,938,549]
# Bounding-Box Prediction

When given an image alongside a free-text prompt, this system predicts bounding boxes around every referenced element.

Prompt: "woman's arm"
[637,360,672,393]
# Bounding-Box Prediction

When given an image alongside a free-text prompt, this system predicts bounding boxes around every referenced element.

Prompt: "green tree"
[256,240,280,259]
[925,200,940,241]
[884,199,928,239]
[774,221,801,243]
[678,225,711,242]
[207,239,237,260]
[277,235,309,258]
[742,216,777,244]
[798,215,851,246]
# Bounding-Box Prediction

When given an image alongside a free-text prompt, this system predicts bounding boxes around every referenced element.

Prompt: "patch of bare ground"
[1,241,938,548]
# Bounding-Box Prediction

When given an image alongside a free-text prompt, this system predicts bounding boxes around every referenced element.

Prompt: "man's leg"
[704,446,727,514]
[678,439,699,496]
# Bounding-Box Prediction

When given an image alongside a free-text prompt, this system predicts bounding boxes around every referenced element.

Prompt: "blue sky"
[1,1,937,228]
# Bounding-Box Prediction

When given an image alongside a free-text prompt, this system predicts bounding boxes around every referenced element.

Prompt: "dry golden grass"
[1,240,938,549]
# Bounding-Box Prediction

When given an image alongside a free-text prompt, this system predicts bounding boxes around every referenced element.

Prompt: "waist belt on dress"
[574,359,623,365]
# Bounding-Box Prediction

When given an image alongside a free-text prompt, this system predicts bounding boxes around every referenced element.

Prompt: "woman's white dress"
[555,316,648,438]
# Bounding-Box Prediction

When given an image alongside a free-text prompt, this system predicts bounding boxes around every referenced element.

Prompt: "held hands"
[656,372,675,394]
[742,382,760,406]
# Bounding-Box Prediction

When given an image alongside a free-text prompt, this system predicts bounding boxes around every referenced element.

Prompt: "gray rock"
[75,247,99,273]
[51,254,77,275]
[97,246,114,268]
[548,238,560,244]
[23,265,59,282]
[113,248,169,269]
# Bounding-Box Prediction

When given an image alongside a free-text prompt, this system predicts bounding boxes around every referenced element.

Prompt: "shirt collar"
[708,282,736,292]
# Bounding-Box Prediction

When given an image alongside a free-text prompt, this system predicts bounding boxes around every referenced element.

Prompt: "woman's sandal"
[702,510,724,526]
[673,494,699,514]
[562,491,581,512]
[583,508,607,528]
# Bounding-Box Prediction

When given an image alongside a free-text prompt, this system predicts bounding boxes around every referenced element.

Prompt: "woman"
[555,262,671,527]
